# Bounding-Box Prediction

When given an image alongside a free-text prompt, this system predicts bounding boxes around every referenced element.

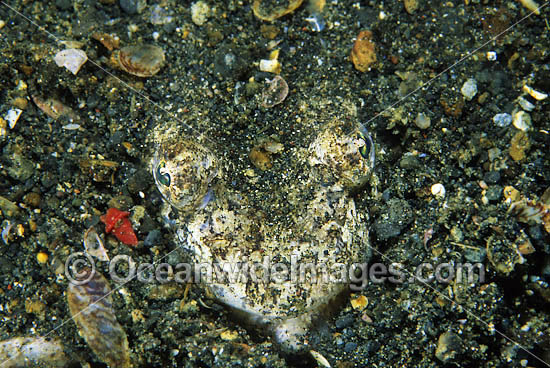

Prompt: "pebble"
[23,192,41,208]
[335,314,355,329]
[509,131,530,161]
[350,295,368,310]
[399,154,420,169]
[144,229,161,247]
[249,146,273,170]
[517,96,535,111]
[493,113,512,127]
[120,0,147,14]
[259,58,281,74]
[108,195,134,211]
[213,46,250,79]
[414,112,431,129]
[36,252,48,264]
[350,30,377,72]
[6,151,35,182]
[252,0,303,21]
[463,247,486,263]
[191,1,210,26]
[460,78,477,101]
[403,0,419,14]
[485,185,502,202]
[127,169,151,194]
[522,84,547,101]
[149,4,173,25]
[435,332,463,363]
[55,0,72,10]
[373,198,413,240]
[483,171,501,184]
[0,196,20,216]
[344,341,358,352]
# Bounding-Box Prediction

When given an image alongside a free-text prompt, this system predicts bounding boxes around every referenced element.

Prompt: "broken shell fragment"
[114,44,165,77]
[261,75,288,108]
[249,139,283,170]
[54,49,87,75]
[83,226,109,261]
[259,58,281,74]
[0,336,72,368]
[32,95,79,121]
[92,32,120,51]
[4,109,22,129]
[252,0,304,21]
[518,0,541,15]
[67,268,131,368]
[522,84,548,101]
[512,110,531,131]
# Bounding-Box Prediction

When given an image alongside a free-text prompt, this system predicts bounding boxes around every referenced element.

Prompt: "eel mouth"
[214,284,352,355]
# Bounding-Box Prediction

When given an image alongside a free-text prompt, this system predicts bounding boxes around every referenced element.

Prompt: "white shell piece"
[431,183,446,198]
[517,96,535,111]
[522,85,548,101]
[259,59,281,74]
[54,49,88,75]
[5,109,22,129]
[513,111,532,131]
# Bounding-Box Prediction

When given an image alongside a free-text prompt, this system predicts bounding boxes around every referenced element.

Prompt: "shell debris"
[0,337,72,367]
[54,49,88,75]
[518,0,541,15]
[113,44,165,77]
[522,84,548,101]
[67,268,131,368]
[4,109,22,129]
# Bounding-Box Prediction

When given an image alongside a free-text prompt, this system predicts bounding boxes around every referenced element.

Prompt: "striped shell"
[67,268,130,368]
[115,45,165,77]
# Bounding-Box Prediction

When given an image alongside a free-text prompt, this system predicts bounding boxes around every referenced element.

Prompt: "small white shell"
[54,49,87,75]
[5,109,22,129]
[431,183,446,198]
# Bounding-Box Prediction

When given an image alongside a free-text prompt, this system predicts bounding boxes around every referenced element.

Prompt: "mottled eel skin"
[152,119,374,354]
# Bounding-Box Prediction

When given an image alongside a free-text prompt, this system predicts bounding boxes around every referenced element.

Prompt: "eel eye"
[356,126,375,170]
[357,131,371,159]
[156,162,171,187]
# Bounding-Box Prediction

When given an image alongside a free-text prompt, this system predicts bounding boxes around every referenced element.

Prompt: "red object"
[100,208,138,246]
